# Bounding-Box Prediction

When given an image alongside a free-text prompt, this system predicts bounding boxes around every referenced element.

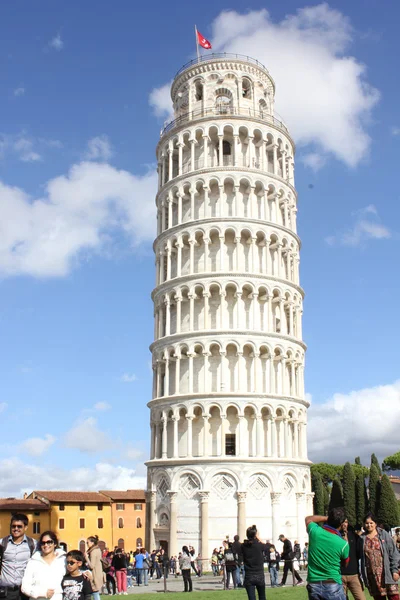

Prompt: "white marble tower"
[146,53,312,557]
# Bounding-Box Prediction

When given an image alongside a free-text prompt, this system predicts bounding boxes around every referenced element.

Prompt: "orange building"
[99,490,146,551]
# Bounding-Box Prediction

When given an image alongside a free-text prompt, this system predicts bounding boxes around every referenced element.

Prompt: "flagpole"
[195,24,200,62]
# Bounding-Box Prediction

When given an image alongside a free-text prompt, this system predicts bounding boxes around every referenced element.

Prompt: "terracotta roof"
[32,491,110,503]
[99,490,146,501]
[0,498,49,511]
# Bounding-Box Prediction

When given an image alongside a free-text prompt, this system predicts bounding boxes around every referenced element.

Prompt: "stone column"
[272,144,278,175]
[188,353,194,394]
[161,417,168,459]
[237,492,247,541]
[256,415,263,457]
[168,491,179,557]
[175,296,182,334]
[178,144,183,176]
[271,417,277,457]
[187,416,193,457]
[203,352,210,393]
[164,358,169,397]
[173,416,179,458]
[203,135,208,169]
[203,292,209,329]
[146,491,156,551]
[165,298,171,336]
[293,420,299,458]
[218,135,224,166]
[168,147,173,180]
[203,415,209,456]
[199,491,210,556]
[190,189,195,220]
[271,492,281,542]
[190,139,196,171]
[188,293,194,331]
[235,291,242,329]
[233,135,239,166]
[174,355,180,395]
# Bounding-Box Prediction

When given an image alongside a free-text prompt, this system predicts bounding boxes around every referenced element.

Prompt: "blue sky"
[0,0,399,495]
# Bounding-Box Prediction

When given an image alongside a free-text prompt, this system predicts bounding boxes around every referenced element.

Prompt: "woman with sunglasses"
[22,531,66,600]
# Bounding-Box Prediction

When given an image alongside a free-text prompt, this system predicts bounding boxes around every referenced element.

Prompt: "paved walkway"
[106,572,305,594]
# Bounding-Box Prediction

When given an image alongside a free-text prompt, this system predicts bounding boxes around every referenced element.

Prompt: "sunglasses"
[41,540,55,546]
[67,560,78,566]
[11,525,24,529]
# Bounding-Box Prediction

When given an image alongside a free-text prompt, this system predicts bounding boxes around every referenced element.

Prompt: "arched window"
[242,78,252,99]
[136,537,143,548]
[118,517,124,528]
[215,88,233,114]
[223,141,231,156]
[136,517,142,528]
[195,80,203,101]
[118,538,125,550]
[79,540,85,554]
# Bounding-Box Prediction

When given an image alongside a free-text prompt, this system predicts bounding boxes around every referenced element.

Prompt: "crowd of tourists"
[1,509,400,600]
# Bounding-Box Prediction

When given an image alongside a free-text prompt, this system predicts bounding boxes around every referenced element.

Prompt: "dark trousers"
[190,561,199,576]
[182,569,193,592]
[106,574,116,595]
[245,583,266,600]
[226,569,237,589]
[6,590,27,600]
[281,559,302,584]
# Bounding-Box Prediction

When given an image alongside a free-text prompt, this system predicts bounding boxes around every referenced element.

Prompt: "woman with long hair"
[179,546,192,592]
[22,531,66,600]
[241,525,267,600]
[85,535,104,600]
[361,512,400,600]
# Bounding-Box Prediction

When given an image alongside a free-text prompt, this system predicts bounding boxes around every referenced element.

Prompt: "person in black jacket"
[241,525,268,600]
[340,519,366,600]
[278,534,303,586]
[232,535,244,588]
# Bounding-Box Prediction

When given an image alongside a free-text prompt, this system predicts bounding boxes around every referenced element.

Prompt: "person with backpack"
[223,541,238,589]
[0,513,36,600]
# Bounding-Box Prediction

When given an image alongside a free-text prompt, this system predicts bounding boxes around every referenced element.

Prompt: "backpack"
[1,536,36,555]
[100,557,111,573]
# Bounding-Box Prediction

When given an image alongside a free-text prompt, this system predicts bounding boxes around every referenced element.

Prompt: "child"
[62,551,93,600]
[268,545,280,588]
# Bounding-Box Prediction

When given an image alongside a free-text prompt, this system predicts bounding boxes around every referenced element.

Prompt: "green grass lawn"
[103,585,372,600]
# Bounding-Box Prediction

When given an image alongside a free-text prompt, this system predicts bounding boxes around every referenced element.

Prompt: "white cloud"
[13,137,41,162]
[149,82,173,119]
[93,401,111,411]
[85,135,113,161]
[391,126,400,136]
[0,458,146,497]
[64,418,110,453]
[308,380,400,463]
[14,87,25,97]
[125,446,144,460]
[49,33,64,51]
[0,161,157,277]
[120,373,137,383]
[327,204,391,246]
[20,434,56,457]
[0,403,8,413]
[301,152,327,171]
[151,5,379,168]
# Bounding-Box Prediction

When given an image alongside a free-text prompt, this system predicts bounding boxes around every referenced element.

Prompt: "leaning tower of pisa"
[145,53,312,558]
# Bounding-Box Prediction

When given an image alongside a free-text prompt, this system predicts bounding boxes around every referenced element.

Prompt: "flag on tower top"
[197,30,212,50]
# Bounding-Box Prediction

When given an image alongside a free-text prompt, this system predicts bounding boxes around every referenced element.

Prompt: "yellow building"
[30,491,114,553]
[0,497,50,539]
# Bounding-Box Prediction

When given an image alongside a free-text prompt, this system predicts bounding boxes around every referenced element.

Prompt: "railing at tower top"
[174,53,270,79]
[161,106,288,137]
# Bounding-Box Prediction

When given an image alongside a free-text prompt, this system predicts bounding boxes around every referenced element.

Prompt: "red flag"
[197,30,212,50]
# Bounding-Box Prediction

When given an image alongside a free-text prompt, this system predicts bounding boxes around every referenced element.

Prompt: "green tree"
[382,451,400,472]
[369,464,380,514]
[323,485,330,515]
[355,457,361,465]
[343,462,357,526]
[355,472,366,527]
[377,474,400,528]
[312,471,325,515]
[329,478,344,510]
[371,453,382,476]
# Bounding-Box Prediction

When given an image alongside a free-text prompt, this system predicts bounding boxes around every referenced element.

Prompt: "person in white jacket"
[21,531,66,600]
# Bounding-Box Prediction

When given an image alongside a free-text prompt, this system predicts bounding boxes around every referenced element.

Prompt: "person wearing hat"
[278,534,303,587]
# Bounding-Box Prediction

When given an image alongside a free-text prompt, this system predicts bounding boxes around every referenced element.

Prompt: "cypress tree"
[312,471,325,515]
[355,457,361,465]
[369,464,380,514]
[343,462,356,526]
[377,474,400,529]
[329,478,344,510]
[323,485,330,515]
[355,472,366,527]
[371,453,382,476]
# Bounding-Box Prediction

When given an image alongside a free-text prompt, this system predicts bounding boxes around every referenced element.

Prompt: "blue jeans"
[269,566,278,587]
[307,582,346,600]
[92,593,101,600]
